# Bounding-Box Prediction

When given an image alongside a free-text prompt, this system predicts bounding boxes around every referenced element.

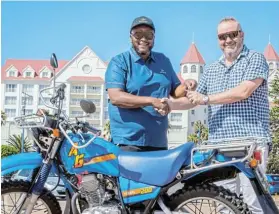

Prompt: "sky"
[2,1,279,72]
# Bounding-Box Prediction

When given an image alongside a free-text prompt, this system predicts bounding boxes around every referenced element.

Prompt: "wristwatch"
[202,95,209,105]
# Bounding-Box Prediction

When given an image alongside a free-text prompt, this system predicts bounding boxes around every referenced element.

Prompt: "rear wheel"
[168,183,251,214]
[1,180,61,214]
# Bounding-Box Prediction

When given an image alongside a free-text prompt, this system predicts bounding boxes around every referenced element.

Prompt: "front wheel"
[1,180,62,214]
[167,183,251,214]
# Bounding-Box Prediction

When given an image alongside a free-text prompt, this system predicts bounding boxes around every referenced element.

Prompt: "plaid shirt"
[197,45,271,141]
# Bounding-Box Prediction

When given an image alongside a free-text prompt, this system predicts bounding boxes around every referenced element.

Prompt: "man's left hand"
[187,91,205,105]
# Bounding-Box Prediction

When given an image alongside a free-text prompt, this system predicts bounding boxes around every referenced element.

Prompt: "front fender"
[1,152,43,175]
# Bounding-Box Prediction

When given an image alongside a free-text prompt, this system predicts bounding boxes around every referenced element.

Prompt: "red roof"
[67,76,104,82]
[181,43,205,65]
[1,59,68,81]
[264,44,279,62]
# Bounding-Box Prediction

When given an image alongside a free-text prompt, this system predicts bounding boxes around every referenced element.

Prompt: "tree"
[1,145,18,158]
[187,121,208,143]
[1,111,7,126]
[267,73,279,173]
[102,120,111,142]
[6,134,33,153]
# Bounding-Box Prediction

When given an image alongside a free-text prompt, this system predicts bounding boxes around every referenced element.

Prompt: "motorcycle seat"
[118,142,194,186]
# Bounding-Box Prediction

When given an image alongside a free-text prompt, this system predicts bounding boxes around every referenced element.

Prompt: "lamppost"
[21,91,32,153]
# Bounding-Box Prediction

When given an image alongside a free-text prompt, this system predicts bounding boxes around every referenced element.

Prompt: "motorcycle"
[1,54,279,214]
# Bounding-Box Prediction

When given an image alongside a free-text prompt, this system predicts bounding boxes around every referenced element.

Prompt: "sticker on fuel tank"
[68,144,116,168]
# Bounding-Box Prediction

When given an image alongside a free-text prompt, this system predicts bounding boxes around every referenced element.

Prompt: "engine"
[77,174,121,214]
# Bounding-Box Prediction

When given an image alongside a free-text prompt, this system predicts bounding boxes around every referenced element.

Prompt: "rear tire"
[168,183,251,214]
[1,180,62,214]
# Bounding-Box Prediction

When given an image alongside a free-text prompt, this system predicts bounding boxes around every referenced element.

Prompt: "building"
[264,42,279,102]
[168,42,207,145]
[1,46,109,143]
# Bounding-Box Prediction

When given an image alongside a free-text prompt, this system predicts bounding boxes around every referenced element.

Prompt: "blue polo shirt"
[105,48,180,148]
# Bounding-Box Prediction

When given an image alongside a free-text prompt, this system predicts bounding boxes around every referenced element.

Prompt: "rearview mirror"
[50,53,58,69]
[80,100,96,114]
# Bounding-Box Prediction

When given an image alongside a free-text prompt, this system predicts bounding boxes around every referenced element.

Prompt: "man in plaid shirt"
[164,17,271,213]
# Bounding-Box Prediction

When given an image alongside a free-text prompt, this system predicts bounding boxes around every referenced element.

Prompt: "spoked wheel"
[168,183,251,214]
[1,180,61,214]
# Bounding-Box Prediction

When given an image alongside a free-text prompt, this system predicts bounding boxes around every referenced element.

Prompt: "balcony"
[70,89,84,94]
[87,89,101,95]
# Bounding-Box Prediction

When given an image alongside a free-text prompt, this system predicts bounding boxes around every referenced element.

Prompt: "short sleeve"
[196,70,207,95]
[105,56,127,90]
[243,53,269,81]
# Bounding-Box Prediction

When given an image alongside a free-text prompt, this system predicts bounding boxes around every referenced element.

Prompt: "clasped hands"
[152,79,198,116]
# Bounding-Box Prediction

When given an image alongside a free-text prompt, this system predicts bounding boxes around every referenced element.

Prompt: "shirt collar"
[218,44,249,65]
[130,47,156,63]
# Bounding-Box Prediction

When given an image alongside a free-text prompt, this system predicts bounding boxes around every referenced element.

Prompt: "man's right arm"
[108,88,161,109]
[105,57,166,110]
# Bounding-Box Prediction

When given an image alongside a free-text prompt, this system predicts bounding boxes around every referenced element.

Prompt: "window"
[39,97,51,105]
[171,125,182,131]
[170,113,182,122]
[82,64,91,73]
[5,109,16,117]
[22,97,33,105]
[9,71,16,77]
[191,122,195,127]
[6,84,17,92]
[25,109,33,115]
[88,99,101,106]
[5,96,17,105]
[23,84,34,93]
[91,113,100,120]
[191,65,196,73]
[200,66,203,74]
[70,98,82,105]
[269,62,274,70]
[87,86,101,94]
[183,65,188,73]
[25,72,32,77]
[71,111,83,117]
[191,110,195,115]
[71,85,84,93]
[204,108,207,113]
[204,120,207,125]
[42,72,48,78]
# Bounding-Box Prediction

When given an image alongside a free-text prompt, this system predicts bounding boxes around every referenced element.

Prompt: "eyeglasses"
[218,30,241,41]
[131,31,154,40]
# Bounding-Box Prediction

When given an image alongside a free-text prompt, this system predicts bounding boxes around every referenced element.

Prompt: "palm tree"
[1,111,7,126]
[102,120,111,142]
[6,134,33,153]
[187,121,208,144]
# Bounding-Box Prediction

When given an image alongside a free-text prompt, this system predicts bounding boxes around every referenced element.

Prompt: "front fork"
[252,167,279,214]
[22,137,61,214]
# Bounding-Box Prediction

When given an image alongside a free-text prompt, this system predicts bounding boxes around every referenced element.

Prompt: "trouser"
[214,144,269,214]
[118,144,167,152]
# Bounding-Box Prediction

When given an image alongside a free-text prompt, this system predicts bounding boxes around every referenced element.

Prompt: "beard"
[133,40,154,57]
[223,41,243,60]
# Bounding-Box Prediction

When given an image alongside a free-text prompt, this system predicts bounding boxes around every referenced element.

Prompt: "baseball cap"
[130,16,155,32]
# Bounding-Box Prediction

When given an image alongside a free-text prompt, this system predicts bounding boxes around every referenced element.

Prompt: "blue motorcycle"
[1,54,278,214]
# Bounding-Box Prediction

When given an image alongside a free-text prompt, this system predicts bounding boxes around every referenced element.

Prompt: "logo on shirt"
[160,69,166,74]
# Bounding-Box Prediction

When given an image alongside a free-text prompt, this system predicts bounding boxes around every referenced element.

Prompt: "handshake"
[152,98,171,116]
[152,79,197,116]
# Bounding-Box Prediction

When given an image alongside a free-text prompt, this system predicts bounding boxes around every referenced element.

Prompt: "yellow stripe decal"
[122,187,153,198]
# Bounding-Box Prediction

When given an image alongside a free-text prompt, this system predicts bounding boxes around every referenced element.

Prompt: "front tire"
[1,180,62,214]
[168,183,251,214]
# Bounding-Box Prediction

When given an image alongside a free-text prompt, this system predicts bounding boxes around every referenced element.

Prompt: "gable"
[55,46,107,83]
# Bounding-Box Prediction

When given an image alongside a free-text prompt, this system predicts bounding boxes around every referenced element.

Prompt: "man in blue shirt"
[164,17,270,213]
[105,16,196,151]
